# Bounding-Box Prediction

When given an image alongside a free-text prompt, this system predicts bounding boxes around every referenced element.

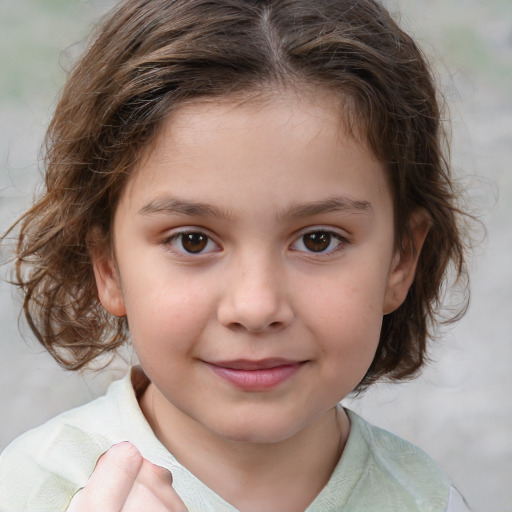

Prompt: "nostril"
[217,289,294,333]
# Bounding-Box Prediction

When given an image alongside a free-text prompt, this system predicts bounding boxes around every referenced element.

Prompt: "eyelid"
[292,225,350,240]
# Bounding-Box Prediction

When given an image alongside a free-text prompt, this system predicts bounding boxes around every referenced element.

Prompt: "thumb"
[67,442,143,511]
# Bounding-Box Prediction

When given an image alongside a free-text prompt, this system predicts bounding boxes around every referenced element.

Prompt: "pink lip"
[206,359,305,391]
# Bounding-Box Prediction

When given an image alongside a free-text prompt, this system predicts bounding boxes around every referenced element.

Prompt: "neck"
[140,384,350,512]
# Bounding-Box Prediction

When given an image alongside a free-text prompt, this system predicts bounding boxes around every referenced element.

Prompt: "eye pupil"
[303,232,331,252]
[182,233,208,253]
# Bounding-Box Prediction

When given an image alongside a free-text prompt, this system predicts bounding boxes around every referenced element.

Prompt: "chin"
[209,414,306,445]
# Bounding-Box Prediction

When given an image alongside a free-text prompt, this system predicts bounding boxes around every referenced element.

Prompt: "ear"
[88,227,127,317]
[383,209,431,315]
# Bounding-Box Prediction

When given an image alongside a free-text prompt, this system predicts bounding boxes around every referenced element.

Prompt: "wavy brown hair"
[3,0,469,387]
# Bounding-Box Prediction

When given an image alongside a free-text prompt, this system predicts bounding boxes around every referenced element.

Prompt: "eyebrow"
[139,196,233,220]
[277,196,373,221]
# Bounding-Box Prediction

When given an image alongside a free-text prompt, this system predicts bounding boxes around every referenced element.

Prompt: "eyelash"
[163,227,349,257]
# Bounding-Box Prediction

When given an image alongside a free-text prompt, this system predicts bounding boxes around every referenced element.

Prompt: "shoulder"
[347,409,448,478]
[329,409,455,512]
[0,372,134,512]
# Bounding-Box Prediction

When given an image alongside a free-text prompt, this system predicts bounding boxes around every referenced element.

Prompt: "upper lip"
[207,358,305,370]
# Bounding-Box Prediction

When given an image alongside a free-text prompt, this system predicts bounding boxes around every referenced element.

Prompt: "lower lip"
[208,363,303,391]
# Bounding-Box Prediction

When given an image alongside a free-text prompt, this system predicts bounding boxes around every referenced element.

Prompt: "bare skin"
[67,443,188,512]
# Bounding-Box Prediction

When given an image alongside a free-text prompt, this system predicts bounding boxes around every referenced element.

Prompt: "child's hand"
[67,442,188,511]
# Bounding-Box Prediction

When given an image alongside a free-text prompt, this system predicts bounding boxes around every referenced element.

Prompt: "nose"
[217,251,294,333]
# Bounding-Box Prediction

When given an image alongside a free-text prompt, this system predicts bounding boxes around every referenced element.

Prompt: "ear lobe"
[383,210,431,315]
[88,228,127,317]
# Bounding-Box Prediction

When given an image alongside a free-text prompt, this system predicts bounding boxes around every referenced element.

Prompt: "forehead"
[119,88,391,219]
[142,86,367,161]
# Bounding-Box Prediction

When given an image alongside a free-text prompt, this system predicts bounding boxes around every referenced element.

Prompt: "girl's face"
[94,89,421,445]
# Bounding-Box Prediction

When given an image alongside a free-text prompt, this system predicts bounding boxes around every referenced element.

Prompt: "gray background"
[1,1,511,511]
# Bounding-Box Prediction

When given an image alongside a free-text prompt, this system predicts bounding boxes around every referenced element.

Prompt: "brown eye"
[181,232,209,253]
[302,232,332,252]
[168,230,220,256]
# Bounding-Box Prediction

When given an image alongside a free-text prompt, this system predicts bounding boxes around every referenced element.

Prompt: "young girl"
[0,0,472,510]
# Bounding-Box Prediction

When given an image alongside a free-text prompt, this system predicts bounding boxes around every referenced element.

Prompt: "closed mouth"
[204,359,308,390]
[208,358,307,371]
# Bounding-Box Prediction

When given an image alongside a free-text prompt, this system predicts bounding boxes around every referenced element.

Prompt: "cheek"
[122,275,215,357]
[303,266,387,356]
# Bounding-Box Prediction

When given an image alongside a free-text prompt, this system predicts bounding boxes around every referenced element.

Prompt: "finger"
[67,442,143,511]
[123,458,188,512]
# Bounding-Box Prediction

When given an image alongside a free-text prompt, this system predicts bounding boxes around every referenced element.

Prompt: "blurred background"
[1,1,511,511]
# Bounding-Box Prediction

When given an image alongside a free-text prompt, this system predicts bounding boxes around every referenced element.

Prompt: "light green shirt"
[0,367,468,512]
